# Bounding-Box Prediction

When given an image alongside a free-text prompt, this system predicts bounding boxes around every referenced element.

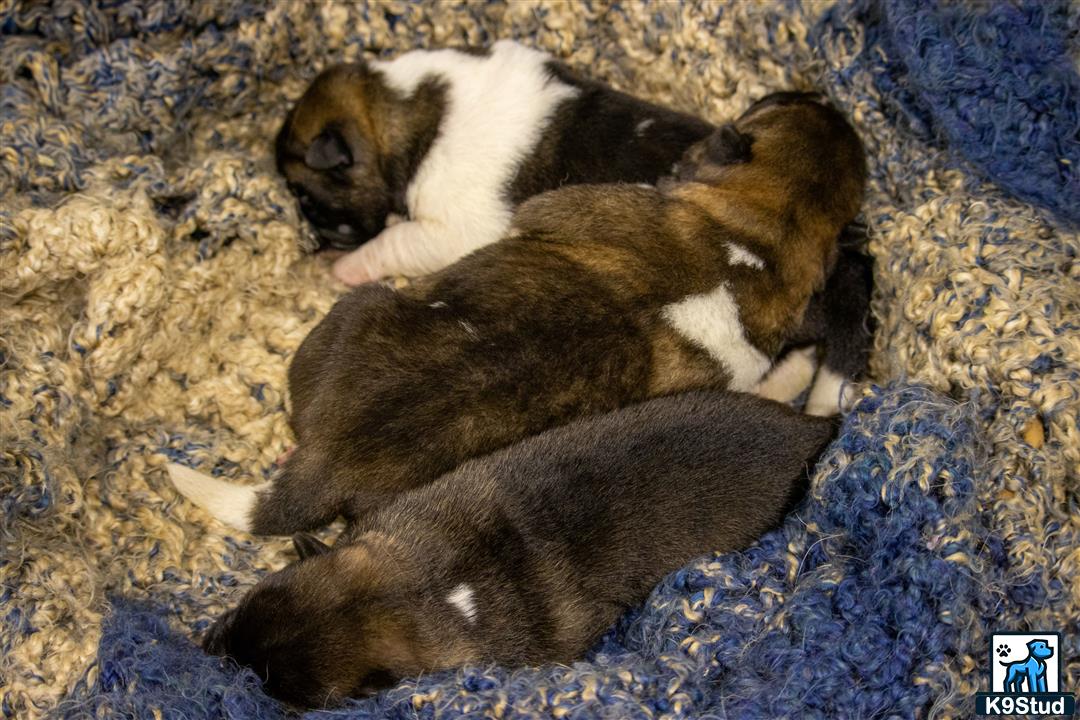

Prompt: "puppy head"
[203,534,426,708]
[274,64,412,250]
[670,92,867,230]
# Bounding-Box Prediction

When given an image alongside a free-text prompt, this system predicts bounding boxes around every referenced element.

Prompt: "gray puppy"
[200,390,834,708]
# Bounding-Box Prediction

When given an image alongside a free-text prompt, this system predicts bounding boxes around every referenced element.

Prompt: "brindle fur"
[278,57,872,385]
[275,64,447,246]
[204,390,836,707]
[276,56,713,249]
[251,95,866,535]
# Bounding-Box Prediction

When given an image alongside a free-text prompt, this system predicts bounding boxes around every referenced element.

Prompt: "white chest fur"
[662,283,771,391]
[371,41,578,271]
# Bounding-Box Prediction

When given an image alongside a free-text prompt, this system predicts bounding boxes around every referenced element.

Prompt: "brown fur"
[204,391,836,707]
[275,64,446,244]
[275,48,715,255]
[249,95,866,536]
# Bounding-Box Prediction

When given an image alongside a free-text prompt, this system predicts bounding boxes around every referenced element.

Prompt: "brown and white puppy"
[278,49,873,411]
[169,92,866,536]
[200,390,836,708]
[275,40,714,284]
[756,226,875,414]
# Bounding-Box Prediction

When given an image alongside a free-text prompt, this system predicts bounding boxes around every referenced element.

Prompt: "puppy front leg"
[332,219,452,285]
[806,247,874,416]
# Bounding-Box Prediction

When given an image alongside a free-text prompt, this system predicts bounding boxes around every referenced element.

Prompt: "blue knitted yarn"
[56,386,997,720]
[54,602,285,720]
[818,0,1080,226]
[5,2,1078,719]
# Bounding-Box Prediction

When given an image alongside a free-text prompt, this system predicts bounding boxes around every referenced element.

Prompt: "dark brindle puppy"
[169,93,866,535]
[200,391,835,707]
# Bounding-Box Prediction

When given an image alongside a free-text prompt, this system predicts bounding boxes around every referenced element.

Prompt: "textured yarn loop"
[1,2,1078,719]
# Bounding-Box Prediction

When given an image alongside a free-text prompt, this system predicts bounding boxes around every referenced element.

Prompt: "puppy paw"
[275,446,296,467]
[805,367,855,417]
[332,249,381,285]
[755,346,817,404]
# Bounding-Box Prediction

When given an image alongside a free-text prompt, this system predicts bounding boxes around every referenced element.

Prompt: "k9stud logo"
[976,632,1075,716]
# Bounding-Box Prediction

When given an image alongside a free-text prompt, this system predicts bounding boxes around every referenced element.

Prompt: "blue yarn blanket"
[62,387,992,720]
[2,1,1078,719]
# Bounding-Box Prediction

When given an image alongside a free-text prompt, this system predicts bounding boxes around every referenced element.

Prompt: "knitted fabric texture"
[1,2,1078,719]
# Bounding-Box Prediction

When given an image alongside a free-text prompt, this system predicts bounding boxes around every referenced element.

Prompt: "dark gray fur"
[203,390,835,708]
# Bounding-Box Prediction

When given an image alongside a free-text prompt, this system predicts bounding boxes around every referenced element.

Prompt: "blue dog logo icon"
[999,639,1053,693]
[976,632,1075,715]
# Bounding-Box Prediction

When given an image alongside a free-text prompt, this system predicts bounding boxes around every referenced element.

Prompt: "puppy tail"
[166,463,270,533]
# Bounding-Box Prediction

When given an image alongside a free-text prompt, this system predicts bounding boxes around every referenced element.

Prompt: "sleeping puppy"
[755,221,874,414]
[275,40,714,284]
[756,230,875,415]
[169,92,866,536]
[278,44,873,410]
[200,391,836,708]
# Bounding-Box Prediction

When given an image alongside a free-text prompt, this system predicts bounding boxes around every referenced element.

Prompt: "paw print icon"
[996,643,1011,659]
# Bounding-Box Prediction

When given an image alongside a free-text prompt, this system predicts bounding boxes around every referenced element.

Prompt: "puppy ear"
[705,124,753,165]
[292,532,332,560]
[305,127,352,170]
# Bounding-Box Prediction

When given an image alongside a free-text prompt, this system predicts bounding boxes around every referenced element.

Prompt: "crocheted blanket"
[2,2,1077,718]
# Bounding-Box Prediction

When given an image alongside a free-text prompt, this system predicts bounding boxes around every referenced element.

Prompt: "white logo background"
[992,633,1060,693]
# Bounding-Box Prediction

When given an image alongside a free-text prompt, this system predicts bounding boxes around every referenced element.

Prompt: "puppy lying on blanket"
[275,40,713,283]
[279,46,873,403]
[169,92,866,535]
[200,391,836,708]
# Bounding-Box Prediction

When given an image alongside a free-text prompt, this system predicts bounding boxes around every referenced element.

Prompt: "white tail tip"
[166,463,270,533]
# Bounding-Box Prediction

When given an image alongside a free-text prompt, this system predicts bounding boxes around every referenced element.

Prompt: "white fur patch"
[635,118,654,135]
[662,284,771,391]
[447,583,477,623]
[754,346,817,403]
[166,463,269,533]
[805,367,848,417]
[726,242,765,269]
[356,40,578,279]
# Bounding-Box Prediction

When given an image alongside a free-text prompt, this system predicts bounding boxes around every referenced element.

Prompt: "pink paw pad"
[275,446,296,467]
